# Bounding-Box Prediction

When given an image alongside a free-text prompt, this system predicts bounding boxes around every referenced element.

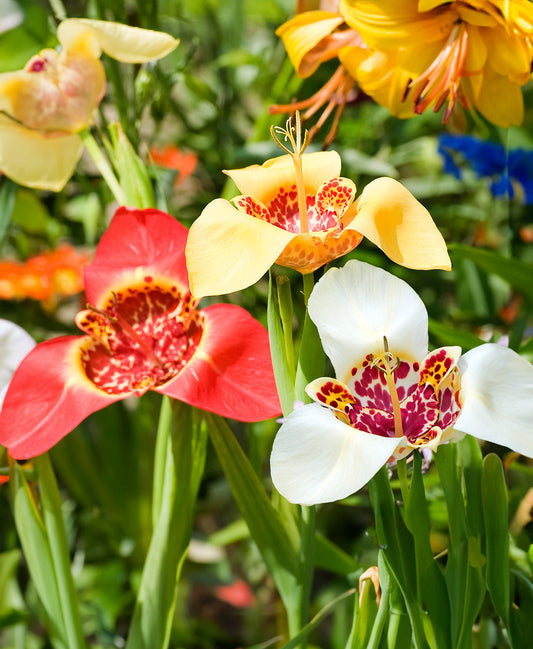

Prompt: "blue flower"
[438,134,533,204]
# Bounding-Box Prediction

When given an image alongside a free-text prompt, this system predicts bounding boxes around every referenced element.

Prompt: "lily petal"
[158,304,281,422]
[455,343,533,457]
[349,177,451,270]
[57,18,179,63]
[0,117,83,191]
[276,11,346,77]
[225,151,341,205]
[0,337,121,459]
[270,402,403,504]
[308,259,428,383]
[0,319,35,406]
[185,198,295,297]
[85,207,190,307]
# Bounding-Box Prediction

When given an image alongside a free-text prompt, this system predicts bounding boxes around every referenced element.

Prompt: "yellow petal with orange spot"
[276,228,363,274]
[224,151,340,206]
[276,11,345,77]
[57,18,179,63]
[185,198,295,298]
[348,177,451,270]
[0,117,83,191]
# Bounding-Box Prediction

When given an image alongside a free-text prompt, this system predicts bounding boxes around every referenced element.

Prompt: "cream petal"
[185,198,295,297]
[224,151,341,205]
[308,259,428,383]
[456,343,533,457]
[270,402,403,505]
[57,18,179,63]
[349,177,451,270]
[0,118,83,191]
[0,319,35,407]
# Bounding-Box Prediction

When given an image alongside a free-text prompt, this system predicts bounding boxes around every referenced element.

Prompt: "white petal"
[307,259,428,383]
[0,319,35,407]
[270,402,403,505]
[456,343,533,457]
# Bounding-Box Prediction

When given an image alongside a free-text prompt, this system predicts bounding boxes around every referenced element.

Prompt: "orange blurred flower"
[0,244,90,306]
[150,145,198,187]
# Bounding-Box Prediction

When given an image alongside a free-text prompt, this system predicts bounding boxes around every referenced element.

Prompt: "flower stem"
[34,453,86,649]
[297,504,316,647]
[79,128,126,205]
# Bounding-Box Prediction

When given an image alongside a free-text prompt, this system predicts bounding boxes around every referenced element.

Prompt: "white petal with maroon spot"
[308,260,428,384]
[270,402,404,504]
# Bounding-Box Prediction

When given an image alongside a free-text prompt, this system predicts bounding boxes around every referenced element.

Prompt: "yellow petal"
[0,117,83,191]
[349,177,451,270]
[57,19,179,63]
[483,25,531,80]
[340,0,457,48]
[276,11,345,77]
[341,47,415,118]
[185,198,295,297]
[224,151,341,206]
[276,229,363,273]
[473,69,524,127]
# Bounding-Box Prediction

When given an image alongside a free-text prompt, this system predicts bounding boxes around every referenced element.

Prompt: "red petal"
[158,304,281,422]
[0,337,122,459]
[84,207,190,307]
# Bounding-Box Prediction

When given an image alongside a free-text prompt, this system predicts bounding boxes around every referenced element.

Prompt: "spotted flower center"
[309,346,461,451]
[77,278,202,396]
[234,176,356,235]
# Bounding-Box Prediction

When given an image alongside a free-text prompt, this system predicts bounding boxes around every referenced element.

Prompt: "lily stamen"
[405,22,471,122]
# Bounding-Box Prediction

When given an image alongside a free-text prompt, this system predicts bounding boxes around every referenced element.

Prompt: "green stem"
[152,395,173,527]
[302,272,315,306]
[297,504,316,645]
[34,453,86,649]
[277,275,296,381]
[396,459,409,508]
[79,128,126,204]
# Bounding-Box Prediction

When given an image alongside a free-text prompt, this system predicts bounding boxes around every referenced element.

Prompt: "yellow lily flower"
[185,117,450,298]
[0,19,179,191]
[271,8,366,144]
[339,0,533,126]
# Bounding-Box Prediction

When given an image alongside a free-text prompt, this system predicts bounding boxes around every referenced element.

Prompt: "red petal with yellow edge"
[85,207,190,308]
[0,337,121,459]
[158,304,281,422]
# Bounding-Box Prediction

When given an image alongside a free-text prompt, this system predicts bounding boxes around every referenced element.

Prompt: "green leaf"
[125,401,207,649]
[405,453,450,649]
[482,453,510,625]
[509,571,533,649]
[450,244,533,302]
[108,124,155,209]
[428,318,485,352]
[35,454,86,649]
[206,413,300,613]
[11,464,68,649]
[294,310,325,403]
[0,178,17,247]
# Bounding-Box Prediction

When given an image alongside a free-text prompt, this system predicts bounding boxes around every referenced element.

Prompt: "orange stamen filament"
[405,23,470,121]
[372,338,404,438]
